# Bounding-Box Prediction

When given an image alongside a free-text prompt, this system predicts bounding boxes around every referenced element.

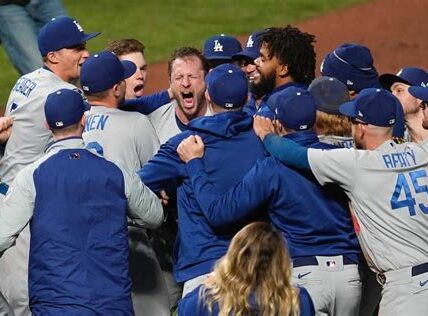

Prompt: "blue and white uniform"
[0,137,163,315]
[139,111,266,293]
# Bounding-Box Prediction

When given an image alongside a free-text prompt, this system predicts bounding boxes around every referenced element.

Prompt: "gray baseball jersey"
[308,140,428,273]
[0,67,76,184]
[82,106,160,171]
[148,100,211,144]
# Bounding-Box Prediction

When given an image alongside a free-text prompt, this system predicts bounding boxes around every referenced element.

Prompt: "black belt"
[293,255,358,268]
[0,182,8,195]
[412,262,428,276]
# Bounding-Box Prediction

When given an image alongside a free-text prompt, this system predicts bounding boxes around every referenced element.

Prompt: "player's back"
[83,106,160,171]
[0,68,76,183]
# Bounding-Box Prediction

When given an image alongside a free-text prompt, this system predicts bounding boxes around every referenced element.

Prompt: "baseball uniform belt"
[376,261,428,286]
[0,182,9,195]
[293,254,359,268]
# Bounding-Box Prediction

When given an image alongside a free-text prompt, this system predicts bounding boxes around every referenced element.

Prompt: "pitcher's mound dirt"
[144,0,428,94]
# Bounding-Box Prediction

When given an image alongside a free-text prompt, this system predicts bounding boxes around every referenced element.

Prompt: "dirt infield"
[144,0,428,94]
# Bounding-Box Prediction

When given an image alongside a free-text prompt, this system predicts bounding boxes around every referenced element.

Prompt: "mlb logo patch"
[326,260,336,267]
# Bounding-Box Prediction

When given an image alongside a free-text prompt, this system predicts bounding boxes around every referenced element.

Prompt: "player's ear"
[278,63,289,78]
[80,114,86,128]
[46,51,59,64]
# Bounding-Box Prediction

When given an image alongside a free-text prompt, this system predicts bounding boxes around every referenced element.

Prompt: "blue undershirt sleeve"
[121,90,170,114]
[263,133,310,170]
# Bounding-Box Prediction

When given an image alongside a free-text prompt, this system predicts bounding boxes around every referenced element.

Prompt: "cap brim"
[121,60,137,79]
[232,51,258,61]
[339,100,358,118]
[256,104,276,120]
[409,86,428,102]
[379,74,410,91]
[83,31,101,42]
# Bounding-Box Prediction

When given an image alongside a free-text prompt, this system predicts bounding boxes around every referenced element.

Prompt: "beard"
[249,70,276,98]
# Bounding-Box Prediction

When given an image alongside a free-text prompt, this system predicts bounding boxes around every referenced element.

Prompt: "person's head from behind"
[257,87,317,136]
[106,39,147,99]
[202,222,299,316]
[308,76,351,137]
[168,47,210,123]
[251,26,316,98]
[80,51,136,106]
[379,67,428,116]
[38,17,100,82]
[320,43,379,98]
[203,34,242,69]
[44,89,86,139]
[205,63,248,114]
[339,88,397,149]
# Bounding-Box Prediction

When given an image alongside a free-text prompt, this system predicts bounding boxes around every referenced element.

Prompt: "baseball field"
[1,0,428,111]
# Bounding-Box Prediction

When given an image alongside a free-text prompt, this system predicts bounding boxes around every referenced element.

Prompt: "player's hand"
[253,115,275,141]
[0,116,13,144]
[177,135,205,163]
[159,190,170,206]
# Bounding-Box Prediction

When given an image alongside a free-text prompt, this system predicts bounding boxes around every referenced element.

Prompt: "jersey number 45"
[390,170,428,216]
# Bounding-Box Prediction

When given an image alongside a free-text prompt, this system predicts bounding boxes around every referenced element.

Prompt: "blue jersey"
[185,130,360,259]
[139,111,266,282]
[178,285,315,316]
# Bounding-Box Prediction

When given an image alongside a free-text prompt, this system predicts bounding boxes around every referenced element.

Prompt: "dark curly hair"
[167,46,210,78]
[261,25,316,85]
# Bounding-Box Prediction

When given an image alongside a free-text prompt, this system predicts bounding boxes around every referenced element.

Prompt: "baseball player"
[408,84,428,130]
[203,34,242,69]
[255,88,428,315]
[379,67,428,143]
[177,87,362,315]
[148,46,211,144]
[139,63,266,298]
[0,88,164,314]
[106,38,175,115]
[80,51,171,315]
[0,16,99,315]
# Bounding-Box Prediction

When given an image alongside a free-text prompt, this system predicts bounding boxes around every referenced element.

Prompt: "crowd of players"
[0,14,427,316]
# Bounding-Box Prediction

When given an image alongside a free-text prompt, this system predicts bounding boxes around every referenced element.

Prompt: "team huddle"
[0,14,428,316]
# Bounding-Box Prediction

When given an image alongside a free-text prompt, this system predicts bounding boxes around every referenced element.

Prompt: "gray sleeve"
[308,147,357,192]
[0,166,35,253]
[134,115,160,167]
[122,166,164,229]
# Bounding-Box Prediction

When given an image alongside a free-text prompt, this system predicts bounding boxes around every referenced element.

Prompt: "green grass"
[0,0,369,111]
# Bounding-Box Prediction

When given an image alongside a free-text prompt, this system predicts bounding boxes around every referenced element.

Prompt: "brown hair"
[105,38,145,56]
[315,111,352,136]
[167,46,210,78]
[201,222,300,316]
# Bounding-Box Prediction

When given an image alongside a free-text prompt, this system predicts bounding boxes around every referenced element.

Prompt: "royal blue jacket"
[178,285,315,316]
[29,142,133,315]
[139,111,266,282]
[185,131,360,260]
[120,90,170,114]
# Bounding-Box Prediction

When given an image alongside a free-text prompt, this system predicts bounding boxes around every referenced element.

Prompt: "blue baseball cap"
[205,63,248,108]
[203,34,242,61]
[339,88,397,127]
[379,67,428,91]
[308,76,350,115]
[320,43,379,92]
[38,17,100,56]
[408,86,428,103]
[232,30,264,61]
[257,87,317,130]
[45,89,86,129]
[80,51,136,93]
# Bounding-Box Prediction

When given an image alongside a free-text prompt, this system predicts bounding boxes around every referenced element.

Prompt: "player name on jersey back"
[382,150,417,169]
[12,77,37,98]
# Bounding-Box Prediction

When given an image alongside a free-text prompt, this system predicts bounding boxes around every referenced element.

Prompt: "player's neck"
[405,111,428,143]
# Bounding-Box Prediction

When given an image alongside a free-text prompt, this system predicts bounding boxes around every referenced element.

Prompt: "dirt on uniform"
[144,0,428,95]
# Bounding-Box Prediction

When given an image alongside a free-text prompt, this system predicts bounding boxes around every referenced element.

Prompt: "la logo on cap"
[246,36,254,48]
[213,40,223,52]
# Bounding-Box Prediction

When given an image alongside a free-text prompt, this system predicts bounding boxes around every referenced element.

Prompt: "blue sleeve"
[138,135,185,192]
[243,94,258,116]
[185,157,274,228]
[121,90,170,114]
[178,286,212,316]
[298,287,316,316]
[263,134,310,170]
